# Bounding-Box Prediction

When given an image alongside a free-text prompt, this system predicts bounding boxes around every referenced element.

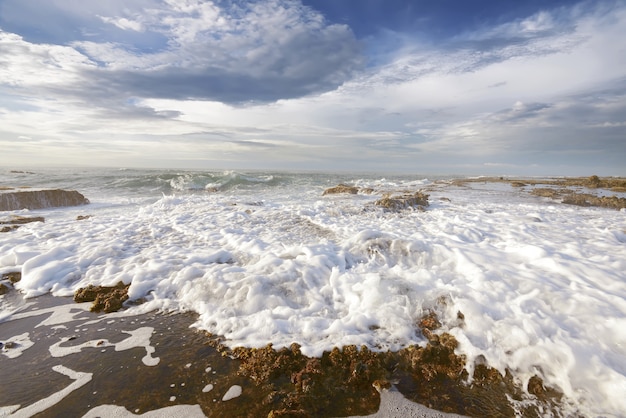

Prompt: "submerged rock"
[0,189,89,211]
[0,215,45,232]
[74,281,130,313]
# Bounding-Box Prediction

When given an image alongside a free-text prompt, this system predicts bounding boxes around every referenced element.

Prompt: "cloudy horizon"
[1,0,625,176]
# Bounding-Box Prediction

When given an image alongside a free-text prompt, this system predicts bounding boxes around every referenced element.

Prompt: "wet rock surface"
[322,184,360,195]
[73,281,130,313]
[0,272,21,294]
[374,191,429,211]
[455,175,626,210]
[0,189,89,211]
[0,293,574,418]
[197,308,568,418]
[0,216,45,232]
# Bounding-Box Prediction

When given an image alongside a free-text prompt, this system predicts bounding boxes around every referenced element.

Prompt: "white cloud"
[0,0,624,174]
[0,31,95,86]
[100,16,144,32]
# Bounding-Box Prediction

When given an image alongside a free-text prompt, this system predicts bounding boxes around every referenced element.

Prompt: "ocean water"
[1,167,625,416]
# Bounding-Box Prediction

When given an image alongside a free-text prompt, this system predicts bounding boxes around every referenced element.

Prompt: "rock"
[1,272,21,292]
[74,281,130,313]
[199,307,568,417]
[530,188,564,199]
[0,189,89,211]
[0,216,45,232]
[2,272,21,283]
[322,184,359,195]
[374,191,429,211]
[562,193,626,209]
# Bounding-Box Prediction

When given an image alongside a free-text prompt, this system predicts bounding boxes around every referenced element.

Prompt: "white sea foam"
[6,365,92,417]
[49,326,160,366]
[1,169,625,416]
[221,385,242,401]
[1,332,34,358]
[82,404,205,418]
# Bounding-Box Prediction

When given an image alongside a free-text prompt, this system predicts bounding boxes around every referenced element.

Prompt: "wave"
[103,171,285,195]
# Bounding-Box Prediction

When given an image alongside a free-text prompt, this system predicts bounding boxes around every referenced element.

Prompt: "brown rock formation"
[375,191,429,211]
[0,189,89,211]
[0,216,45,232]
[0,272,20,294]
[322,184,360,195]
[74,281,130,313]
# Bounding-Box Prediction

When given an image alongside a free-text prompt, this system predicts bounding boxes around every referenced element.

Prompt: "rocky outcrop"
[562,193,626,209]
[322,184,360,195]
[375,191,429,211]
[0,189,89,211]
[74,281,130,313]
[202,307,566,417]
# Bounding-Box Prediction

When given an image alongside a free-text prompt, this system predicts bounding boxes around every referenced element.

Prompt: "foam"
[6,365,92,417]
[8,302,92,327]
[1,170,625,416]
[221,385,242,401]
[82,404,205,418]
[1,332,34,358]
[49,326,160,366]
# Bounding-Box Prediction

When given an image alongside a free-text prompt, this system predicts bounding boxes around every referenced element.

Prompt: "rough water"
[1,168,625,416]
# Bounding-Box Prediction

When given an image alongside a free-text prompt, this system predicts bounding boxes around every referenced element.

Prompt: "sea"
[1,167,625,417]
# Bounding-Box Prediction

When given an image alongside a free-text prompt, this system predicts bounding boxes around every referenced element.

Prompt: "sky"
[0,0,625,175]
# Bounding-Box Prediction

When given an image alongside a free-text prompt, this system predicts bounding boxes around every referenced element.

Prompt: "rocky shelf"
[0,189,89,211]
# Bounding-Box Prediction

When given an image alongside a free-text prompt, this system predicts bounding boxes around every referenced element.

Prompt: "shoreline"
[1,172,625,416]
[1,292,561,417]
[0,293,467,417]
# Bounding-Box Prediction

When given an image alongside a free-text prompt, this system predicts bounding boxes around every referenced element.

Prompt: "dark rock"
[74,281,130,313]
[0,189,89,211]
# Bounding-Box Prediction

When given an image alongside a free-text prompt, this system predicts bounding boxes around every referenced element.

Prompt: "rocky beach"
[1,169,626,416]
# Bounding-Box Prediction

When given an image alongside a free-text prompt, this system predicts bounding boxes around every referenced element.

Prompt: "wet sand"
[0,294,464,417]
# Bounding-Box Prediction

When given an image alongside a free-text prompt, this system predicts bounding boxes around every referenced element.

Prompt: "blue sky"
[0,0,624,175]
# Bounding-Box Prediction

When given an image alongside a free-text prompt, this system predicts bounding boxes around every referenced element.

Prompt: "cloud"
[99,16,144,32]
[0,0,625,175]
[1,0,363,105]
